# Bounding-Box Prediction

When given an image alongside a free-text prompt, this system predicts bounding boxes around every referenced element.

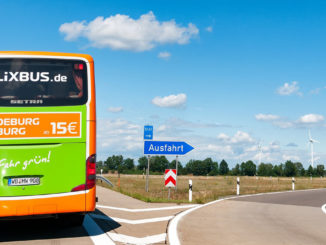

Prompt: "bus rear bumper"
[0,188,95,217]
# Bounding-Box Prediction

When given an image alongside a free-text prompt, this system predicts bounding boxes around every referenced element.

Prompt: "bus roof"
[0,51,94,63]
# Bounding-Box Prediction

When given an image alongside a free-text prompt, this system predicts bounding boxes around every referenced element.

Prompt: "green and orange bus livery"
[0,51,96,225]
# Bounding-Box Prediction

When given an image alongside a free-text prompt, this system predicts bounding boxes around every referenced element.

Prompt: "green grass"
[97,174,326,204]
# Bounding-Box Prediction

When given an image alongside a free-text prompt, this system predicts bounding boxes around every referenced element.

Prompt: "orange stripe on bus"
[0,189,96,217]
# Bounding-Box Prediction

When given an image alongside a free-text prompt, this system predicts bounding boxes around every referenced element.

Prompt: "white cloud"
[298,114,324,124]
[255,114,280,121]
[277,81,301,96]
[217,133,229,141]
[310,88,321,95]
[256,113,325,128]
[205,26,213,32]
[282,154,300,161]
[59,11,199,51]
[231,131,254,143]
[97,119,142,154]
[218,131,254,144]
[158,51,171,60]
[152,93,187,108]
[108,106,123,113]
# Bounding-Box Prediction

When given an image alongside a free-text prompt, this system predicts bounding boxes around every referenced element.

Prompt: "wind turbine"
[308,130,319,168]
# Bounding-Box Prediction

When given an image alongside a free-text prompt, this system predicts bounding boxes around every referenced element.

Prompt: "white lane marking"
[83,214,116,245]
[321,204,326,214]
[107,232,166,245]
[91,213,173,224]
[168,187,326,245]
[96,204,198,212]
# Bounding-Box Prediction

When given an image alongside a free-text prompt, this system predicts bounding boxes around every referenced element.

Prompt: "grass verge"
[97,174,326,204]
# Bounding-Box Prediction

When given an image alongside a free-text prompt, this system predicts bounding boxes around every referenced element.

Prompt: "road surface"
[0,185,196,245]
[177,189,326,245]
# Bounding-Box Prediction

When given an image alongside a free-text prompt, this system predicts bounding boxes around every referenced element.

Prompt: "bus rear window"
[0,58,88,106]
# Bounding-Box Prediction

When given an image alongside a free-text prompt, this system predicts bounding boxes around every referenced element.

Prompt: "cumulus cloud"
[152,93,187,108]
[255,114,280,121]
[298,114,324,124]
[310,88,321,95]
[218,131,254,144]
[282,154,300,161]
[205,26,213,32]
[277,81,301,96]
[158,51,171,60]
[97,119,142,155]
[108,106,123,113]
[256,113,325,128]
[59,11,199,51]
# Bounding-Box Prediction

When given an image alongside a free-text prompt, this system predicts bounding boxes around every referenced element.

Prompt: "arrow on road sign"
[165,169,176,187]
[144,141,194,155]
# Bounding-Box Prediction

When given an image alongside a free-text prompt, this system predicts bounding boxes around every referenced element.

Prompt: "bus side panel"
[0,191,86,217]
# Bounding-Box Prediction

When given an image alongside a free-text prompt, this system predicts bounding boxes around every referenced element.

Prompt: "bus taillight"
[86,154,96,189]
[72,154,96,192]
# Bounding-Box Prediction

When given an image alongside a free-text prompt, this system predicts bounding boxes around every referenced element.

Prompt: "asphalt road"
[177,189,326,245]
[0,185,196,245]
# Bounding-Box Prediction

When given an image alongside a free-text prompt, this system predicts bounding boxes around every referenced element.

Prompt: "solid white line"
[168,187,326,245]
[107,232,166,245]
[0,190,89,201]
[321,204,326,214]
[91,213,173,224]
[83,214,116,245]
[96,204,198,212]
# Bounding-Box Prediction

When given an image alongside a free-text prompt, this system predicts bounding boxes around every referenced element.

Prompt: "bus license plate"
[8,177,40,186]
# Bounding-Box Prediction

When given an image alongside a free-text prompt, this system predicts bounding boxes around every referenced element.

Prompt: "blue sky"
[2,0,326,167]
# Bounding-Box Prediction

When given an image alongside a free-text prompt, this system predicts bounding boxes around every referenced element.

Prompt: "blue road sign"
[144,141,194,155]
[144,125,153,140]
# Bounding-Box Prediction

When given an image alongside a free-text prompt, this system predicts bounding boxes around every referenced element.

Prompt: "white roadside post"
[189,180,192,202]
[292,177,295,191]
[100,169,103,176]
[175,155,178,191]
[237,177,240,195]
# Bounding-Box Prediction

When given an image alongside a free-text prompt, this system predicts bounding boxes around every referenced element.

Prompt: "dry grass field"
[97,174,326,204]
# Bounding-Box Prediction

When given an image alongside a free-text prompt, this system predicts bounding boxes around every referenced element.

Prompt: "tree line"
[97,155,326,177]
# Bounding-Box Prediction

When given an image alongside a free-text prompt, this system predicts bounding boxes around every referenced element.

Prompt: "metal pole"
[175,155,178,191]
[189,179,192,202]
[145,155,150,192]
[168,187,171,200]
[237,177,240,195]
[292,177,295,191]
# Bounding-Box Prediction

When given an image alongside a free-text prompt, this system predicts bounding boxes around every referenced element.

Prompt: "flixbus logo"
[0,72,67,82]
[0,112,81,139]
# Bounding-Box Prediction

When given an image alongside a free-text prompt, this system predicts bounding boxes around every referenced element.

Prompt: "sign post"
[145,155,150,192]
[144,125,153,192]
[175,155,179,191]
[144,140,194,195]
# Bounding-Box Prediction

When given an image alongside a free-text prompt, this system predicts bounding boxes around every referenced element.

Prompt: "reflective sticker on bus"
[0,112,81,139]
